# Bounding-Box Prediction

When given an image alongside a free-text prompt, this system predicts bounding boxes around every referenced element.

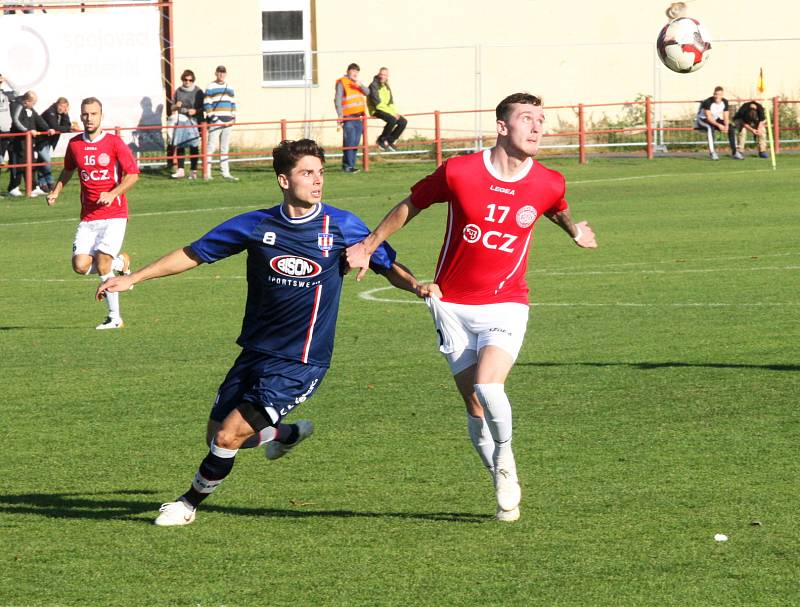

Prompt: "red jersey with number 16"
[410,149,569,305]
[63,132,140,221]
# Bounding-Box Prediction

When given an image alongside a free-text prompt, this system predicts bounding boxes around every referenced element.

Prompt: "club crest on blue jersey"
[317,232,334,252]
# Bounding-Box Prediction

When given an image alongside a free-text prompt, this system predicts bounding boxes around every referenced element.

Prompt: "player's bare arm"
[97,246,202,299]
[97,173,139,206]
[46,168,75,206]
[382,262,443,298]
[346,196,421,280]
[545,208,598,249]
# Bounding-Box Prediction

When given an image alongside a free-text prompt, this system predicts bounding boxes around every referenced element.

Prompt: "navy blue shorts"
[211,349,327,425]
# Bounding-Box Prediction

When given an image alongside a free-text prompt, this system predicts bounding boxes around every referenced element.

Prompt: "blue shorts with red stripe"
[210,349,327,425]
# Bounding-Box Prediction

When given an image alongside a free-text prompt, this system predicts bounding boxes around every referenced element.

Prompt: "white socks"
[474,383,517,481]
[466,413,495,476]
[100,272,120,320]
[111,255,125,273]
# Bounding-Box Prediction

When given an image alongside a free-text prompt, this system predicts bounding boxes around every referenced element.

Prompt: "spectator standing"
[7,91,54,197]
[334,63,368,173]
[730,100,769,160]
[38,97,74,192]
[0,74,20,185]
[170,70,204,179]
[203,65,237,181]
[695,86,730,161]
[368,67,407,152]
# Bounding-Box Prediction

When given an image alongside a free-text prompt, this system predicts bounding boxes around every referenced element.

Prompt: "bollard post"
[772,96,781,155]
[25,131,33,197]
[434,111,442,167]
[578,104,587,165]
[361,114,369,172]
[645,96,654,160]
[200,122,209,179]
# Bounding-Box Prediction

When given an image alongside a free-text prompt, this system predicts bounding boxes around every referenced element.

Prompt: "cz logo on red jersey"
[80,169,110,182]
[270,255,322,278]
[462,224,517,253]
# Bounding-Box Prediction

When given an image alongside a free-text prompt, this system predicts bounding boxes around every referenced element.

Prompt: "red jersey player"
[346,92,597,522]
[46,97,140,329]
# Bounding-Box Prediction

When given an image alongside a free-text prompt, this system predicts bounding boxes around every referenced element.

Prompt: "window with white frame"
[260,0,315,86]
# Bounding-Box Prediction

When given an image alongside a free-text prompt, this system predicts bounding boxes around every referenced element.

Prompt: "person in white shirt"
[695,86,730,161]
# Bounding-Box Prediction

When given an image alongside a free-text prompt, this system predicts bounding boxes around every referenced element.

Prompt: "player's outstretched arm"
[383,262,443,298]
[346,197,421,280]
[545,208,598,249]
[96,246,203,300]
[46,169,74,206]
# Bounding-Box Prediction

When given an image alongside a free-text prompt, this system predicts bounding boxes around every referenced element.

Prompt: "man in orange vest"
[334,63,369,173]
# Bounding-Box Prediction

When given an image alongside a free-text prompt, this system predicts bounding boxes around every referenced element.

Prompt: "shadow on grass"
[517,361,800,372]
[0,326,87,331]
[0,490,490,524]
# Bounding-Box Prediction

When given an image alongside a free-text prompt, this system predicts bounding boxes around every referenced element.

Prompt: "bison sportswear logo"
[269,255,322,278]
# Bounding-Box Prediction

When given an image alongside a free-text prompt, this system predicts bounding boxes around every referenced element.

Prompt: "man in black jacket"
[37,97,74,191]
[7,91,54,197]
[0,74,20,186]
[730,100,769,160]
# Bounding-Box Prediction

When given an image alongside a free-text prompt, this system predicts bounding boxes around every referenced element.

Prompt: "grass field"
[1,154,799,607]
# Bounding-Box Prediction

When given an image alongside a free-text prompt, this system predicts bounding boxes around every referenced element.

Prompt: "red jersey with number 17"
[410,149,569,305]
[63,132,140,221]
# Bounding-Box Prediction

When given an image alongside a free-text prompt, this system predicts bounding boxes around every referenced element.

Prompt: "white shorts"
[72,218,127,258]
[424,296,529,375]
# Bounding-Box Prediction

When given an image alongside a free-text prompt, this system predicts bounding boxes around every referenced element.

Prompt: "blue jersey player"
[98,139,422,526]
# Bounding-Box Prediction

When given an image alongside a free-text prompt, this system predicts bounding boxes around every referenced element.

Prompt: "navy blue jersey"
[190,203,396,367]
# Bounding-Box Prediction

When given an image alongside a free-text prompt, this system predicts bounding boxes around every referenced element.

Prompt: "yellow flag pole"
[758,67,777,171]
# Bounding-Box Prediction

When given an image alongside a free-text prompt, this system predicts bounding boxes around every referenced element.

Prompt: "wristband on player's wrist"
[573,226,583,242]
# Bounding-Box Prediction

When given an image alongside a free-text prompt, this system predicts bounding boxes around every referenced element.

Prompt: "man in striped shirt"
[97,139,422,526]
[203,65,238,180]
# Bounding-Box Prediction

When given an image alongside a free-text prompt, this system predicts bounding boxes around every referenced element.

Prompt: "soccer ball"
[656,17,712,73]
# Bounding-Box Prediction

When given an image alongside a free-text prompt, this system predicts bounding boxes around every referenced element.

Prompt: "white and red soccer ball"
[656,17,712,73]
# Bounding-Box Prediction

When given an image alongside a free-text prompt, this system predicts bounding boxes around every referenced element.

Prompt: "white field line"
[529,251,799,273]
[2,262,797,285]
[357,285,799,308]
[540,264,799,277]
[2,166,798,228]
[0,193,378,228]
[568,166,800,186]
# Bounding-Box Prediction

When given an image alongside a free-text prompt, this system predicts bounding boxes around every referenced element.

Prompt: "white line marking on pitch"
[529,251,799,273]
[2,167,798,228]
[0,194,379,228]
[357,285,799,307]
[3,261,797,285]
[568,166,800,186]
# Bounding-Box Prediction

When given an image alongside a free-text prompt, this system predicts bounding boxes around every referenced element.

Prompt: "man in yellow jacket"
[334,63,369,173]
[368,67,407,152]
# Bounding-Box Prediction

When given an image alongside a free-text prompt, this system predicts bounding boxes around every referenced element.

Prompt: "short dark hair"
[81,97,103,111]
[272,139,325,176]
[180,69,196,81]
[714,86,724,93]
[496,92,543,122]
[347,63,360,71]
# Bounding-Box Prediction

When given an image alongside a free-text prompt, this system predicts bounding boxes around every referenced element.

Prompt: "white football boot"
[496,506,520,522]
[494,451,521,513]
[265,420,314,460]
[96,316,124,330]
[154,500,196,526]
